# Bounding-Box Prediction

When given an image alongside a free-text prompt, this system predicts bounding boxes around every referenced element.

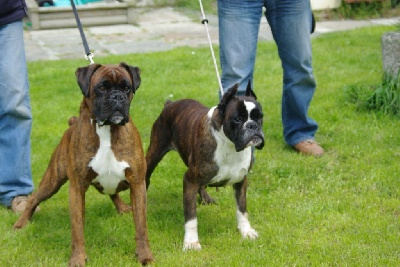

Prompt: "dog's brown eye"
[234,117,242,123]
[98,85,106,91]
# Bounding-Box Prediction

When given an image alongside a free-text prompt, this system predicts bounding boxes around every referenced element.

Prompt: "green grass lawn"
[1,25,400,266]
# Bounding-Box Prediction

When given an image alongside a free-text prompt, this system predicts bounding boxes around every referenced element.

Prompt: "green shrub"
[340,1,383,19]
[367,72,400,115]
[315,0,400,20]
[344,72,400,116]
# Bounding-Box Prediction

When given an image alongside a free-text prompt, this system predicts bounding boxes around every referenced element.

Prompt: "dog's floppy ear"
[75,64,102,97]
[120,62,141,93]
[217,83,238,117]
[245,80,257,100]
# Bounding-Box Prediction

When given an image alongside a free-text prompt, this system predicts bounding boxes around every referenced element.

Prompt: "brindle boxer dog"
[145,82,264,250]
[13,62,154,266]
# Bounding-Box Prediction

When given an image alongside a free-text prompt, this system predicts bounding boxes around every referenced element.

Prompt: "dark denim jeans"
[218,0,319,146]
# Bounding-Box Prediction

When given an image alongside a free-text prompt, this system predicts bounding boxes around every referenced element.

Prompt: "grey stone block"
[382,32,400,76]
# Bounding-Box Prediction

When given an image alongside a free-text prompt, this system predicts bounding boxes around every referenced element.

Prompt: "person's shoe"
[293,139,324,157]
[10,195,40,214]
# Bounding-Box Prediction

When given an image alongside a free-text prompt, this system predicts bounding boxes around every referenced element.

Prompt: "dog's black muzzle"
[234,122,265,152]
[97,91,130,126]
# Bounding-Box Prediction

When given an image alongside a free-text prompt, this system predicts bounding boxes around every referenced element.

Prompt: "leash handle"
[70,0,95,64]
[198,0,224,96]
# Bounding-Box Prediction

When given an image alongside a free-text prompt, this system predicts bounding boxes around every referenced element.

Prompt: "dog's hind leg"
[198,186,215,205]
[110,193,131,213]
[145,116,173,189]
[233,177,258,239]
[13,144,69,229]
[13,168,68,229]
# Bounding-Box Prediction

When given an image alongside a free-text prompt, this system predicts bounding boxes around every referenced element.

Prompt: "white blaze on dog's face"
[214,82,264,153]
[242,100,263,147]
[222,98,264,152]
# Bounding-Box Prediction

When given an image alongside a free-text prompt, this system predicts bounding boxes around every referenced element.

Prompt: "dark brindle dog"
[145,82,264,250]
[13,62,154,266]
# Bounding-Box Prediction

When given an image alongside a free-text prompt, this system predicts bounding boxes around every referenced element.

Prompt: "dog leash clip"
[85,52,95,65]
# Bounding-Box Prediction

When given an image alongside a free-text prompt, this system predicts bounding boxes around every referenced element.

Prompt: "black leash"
[70,0,94,64]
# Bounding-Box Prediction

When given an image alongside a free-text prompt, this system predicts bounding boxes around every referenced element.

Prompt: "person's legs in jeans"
[218,0,264,95]
[265,0,319,147]
[0,20,34,207]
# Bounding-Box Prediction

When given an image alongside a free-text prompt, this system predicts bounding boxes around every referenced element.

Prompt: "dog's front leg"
[183,172,201,251]
[68,177,87,267]
[127,169,154,265]
[233,177,258,239]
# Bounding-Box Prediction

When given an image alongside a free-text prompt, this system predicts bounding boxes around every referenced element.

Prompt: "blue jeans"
[0,20,33,207]
[218,0,318,146]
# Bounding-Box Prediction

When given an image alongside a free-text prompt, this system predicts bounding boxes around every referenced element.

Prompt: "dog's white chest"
[209,127,251,185]
[89,124,129,195]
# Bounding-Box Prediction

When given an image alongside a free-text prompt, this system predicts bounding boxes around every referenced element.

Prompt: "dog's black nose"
[110,92,127,103]
[246,122,258,130]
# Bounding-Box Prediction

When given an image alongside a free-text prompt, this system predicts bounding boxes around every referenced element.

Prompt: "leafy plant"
[344,72,400,117]
[314,0,400,20]
[343,83,375,109]
[340,1,383,19]
[366,72,400,115]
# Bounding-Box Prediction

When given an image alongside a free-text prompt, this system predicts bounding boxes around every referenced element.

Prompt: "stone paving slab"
[22,6,400,62]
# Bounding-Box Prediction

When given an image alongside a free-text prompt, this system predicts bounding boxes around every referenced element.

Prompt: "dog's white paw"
[183,241,202,251]
[240,227,259,240]
[237,210,258,240]
[183,219,201,251]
